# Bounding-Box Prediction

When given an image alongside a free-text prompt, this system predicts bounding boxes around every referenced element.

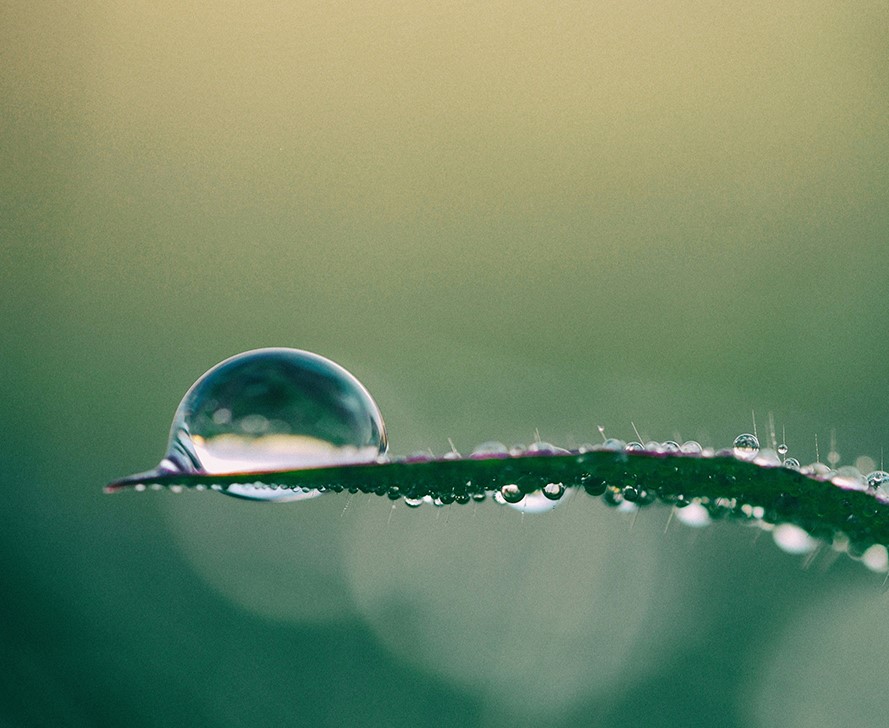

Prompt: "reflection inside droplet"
[161,348,387,501]
[733,433,760,460]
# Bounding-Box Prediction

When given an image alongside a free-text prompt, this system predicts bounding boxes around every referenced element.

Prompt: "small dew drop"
[675,503,711,528]
[732,433,760,460]
[500,483,524,504]
[506,487,570,513]
[772,524,817,555]
[542,482,565,500]
[680,440,703,455]
[600,438,626,452]
[661,440,680,453]
[625,441,645,452]
[470,441,509,458]
[526,441,570,456]
[865,470,889,494]
[777,443,788,456]
[783,457,801,471]
[832,466,867,492]
[801,462,834,479]
[862,544,889,573]
[753,448,782,467]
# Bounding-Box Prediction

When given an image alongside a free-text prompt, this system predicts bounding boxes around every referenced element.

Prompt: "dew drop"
[505,487,571,513]
[783,457,801,471]
[772,524,817,555]
[777,443,788,456]
[675,503,711,528]
[862,544,889,573]
[753,448,782,467]
[661,440,680,453]
[865,470,889,495]
[600,439,626,452]
[470,441,509,458]
[160,348,387,501]
[680,440,702,455]
[625,441,644,452]
[831,466,866,492]
[733,433,760,460]
[500,483,524,504]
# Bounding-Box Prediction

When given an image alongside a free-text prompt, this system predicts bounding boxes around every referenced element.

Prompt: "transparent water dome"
[161,348,387,501]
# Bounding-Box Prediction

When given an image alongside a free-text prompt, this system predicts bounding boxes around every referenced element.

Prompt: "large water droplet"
[733,433,760,460]
[161,348,387,501]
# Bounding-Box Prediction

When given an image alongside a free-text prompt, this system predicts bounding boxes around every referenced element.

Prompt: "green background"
[2,3,888,726]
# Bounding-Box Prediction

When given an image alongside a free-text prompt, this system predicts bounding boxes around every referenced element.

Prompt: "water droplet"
[470,441,509,458]
[581,477,607,497]
[865,470,889,493]
[783,457,801,470]
[772,524,817,555]
[160,348,387,501]
[644,441,663,453]
[753,448,782,467]
[500,483,524,504]
[733,433,760,460]
[832,466,866,492]
[680,441,702,455]
[542,482,565,500]
[625,441,644,452]
[801,462,834,479]
[777,443,788,456]
[862,544,889,573]
[661,441,680,453]
[600,438,626,452]
[675,503,711,528]
[403,496,424,508]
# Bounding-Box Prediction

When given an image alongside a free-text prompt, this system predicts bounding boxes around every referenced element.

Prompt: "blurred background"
[2,2,888,726]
